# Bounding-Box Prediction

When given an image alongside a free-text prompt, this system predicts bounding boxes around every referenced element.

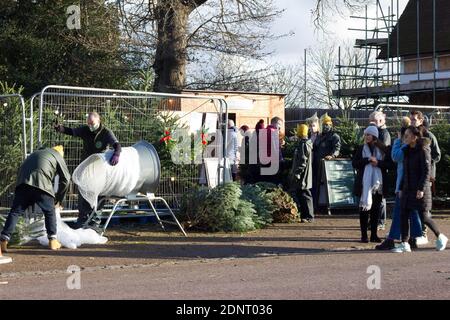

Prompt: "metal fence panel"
[36,86,228,214]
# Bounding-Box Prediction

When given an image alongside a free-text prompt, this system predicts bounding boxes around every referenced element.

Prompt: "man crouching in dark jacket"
[0,146,70,252]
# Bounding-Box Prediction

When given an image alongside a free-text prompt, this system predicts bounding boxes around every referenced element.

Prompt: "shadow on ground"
[1,214,448,275]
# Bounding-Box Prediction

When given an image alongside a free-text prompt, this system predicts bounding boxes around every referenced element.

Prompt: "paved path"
[1,215,449,299]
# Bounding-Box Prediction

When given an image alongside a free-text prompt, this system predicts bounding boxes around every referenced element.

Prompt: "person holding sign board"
[312,114,341,214]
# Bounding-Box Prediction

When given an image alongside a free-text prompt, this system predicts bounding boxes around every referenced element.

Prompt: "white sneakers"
[0,255,12,264]
[392,234,447,252]
[436,234,448,251]
[415,236,429,245]
[392,242,412,253]
[0,244,12,264]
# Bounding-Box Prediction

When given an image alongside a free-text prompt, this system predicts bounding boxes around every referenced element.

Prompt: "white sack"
[72,147,141,209]
[38,208,108,249]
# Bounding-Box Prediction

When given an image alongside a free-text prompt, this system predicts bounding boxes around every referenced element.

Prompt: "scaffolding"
[334,0,448,111]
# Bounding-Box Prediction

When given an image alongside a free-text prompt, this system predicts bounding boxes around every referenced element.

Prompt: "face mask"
[322,125,331,134]
[89,123,100,132]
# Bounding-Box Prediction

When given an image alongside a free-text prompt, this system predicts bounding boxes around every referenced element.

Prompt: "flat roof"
[182,89,287,97]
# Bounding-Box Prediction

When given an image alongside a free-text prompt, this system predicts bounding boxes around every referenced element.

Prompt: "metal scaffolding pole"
[397,0,400,103]
[365,5,369,108]
[391,0,395,87]
[433,0,436,106]
[336,0,403,109]
[333,0,444,109]
[416,0,420,81]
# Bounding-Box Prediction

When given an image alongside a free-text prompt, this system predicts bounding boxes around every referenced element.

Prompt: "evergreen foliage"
[0,1,132,96]
[180,181,299,232]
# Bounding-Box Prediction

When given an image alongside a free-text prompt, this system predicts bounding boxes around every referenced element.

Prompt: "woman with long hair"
[393,126,448,252]
[352,126,393,243]
[376,118,423,250]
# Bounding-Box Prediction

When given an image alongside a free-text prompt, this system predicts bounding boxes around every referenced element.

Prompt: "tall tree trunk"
[153,1,191,93]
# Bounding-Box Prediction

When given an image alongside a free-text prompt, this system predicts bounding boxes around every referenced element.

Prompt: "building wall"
[438,55,450,70]
[400,70,450,84]
[402,53,450,83]
[179,91,286,133]
[409,92,450,106]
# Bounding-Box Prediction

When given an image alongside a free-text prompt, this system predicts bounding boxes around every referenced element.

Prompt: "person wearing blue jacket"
[376,118,423,250]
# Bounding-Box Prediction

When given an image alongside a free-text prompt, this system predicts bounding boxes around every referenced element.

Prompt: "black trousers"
[297,189,314,220]
[401,207,440,243]
[359,193,382,239]
[77,190,104,224]
[1,184,57,241]
[311,161,319,211]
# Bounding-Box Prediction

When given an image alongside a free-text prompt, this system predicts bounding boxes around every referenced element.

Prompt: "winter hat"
[306,112,319,125]
[322,114,333,126]
[364,126,379,139]
[53,145,64,157]
[297,124,309,138]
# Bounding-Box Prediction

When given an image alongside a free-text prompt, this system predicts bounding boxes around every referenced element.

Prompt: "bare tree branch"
[116,0,284,92]
[312,0,372,30]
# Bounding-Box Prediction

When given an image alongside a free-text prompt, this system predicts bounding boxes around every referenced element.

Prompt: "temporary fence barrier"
[35,85,228,215]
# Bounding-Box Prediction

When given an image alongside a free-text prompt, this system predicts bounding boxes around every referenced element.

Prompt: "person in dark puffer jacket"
[392,126,448,253]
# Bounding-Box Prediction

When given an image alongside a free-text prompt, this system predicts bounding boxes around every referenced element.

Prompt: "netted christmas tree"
[0,215,45,245]
[255,183,299,223]
[180,182,266,232]
[202,183,257,232]
[180,181,300,231]
[178,184,210,229]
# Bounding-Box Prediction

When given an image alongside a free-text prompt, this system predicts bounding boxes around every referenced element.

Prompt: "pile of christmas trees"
[180,182,299,232]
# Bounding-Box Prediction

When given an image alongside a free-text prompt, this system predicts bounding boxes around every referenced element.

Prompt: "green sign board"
[321,159,358,209]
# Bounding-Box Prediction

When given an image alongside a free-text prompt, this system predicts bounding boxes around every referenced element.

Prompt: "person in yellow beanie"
[312,113,341,214]
[296,124,308,139]
[315,113,340,161]
[0,146,70,252]
[322,115,333,127]
[291,124,314,222]
[53,145,64,157]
